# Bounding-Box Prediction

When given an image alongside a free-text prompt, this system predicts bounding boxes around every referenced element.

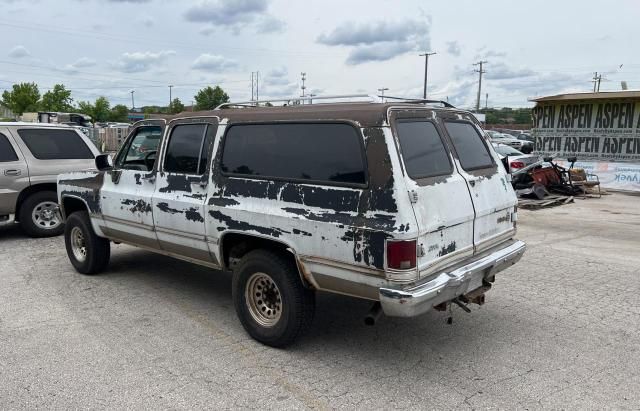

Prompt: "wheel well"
[221,233,293,268]
[61,196,89,219]
[15,183,58,221]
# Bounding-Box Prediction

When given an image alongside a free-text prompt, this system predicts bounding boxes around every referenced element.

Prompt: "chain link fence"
[86,127,130,153]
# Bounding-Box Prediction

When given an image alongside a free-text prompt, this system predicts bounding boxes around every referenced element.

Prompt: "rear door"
[0,129,29,216]
[390,111,476,278]
[152,117,217,264]
[442,119,517,252]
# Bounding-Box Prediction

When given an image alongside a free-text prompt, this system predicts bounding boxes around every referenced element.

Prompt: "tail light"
[510,161,525,169]
[386,240,417,270]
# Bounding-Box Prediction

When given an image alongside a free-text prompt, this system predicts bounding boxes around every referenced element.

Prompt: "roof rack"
[380,96,456,108]
[216,94,373,109]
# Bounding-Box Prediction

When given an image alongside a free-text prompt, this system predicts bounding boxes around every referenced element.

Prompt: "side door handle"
[4,169,21,176]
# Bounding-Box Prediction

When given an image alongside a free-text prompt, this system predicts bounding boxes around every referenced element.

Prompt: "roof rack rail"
[380,96,456,108]
[216,94,373,109]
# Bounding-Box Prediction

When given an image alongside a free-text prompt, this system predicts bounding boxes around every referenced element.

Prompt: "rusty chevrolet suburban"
[57,98,526,347]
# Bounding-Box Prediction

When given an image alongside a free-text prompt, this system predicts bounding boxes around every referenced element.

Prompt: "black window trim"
[443,119,496,171]
[0,132,19,162]
[393,118,454,180]
[219,120,370,189]
[160,122,213,176]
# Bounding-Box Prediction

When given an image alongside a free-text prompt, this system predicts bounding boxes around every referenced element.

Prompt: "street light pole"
[419,51,436,99]
[130,90,135,111]
[169,85,173,108]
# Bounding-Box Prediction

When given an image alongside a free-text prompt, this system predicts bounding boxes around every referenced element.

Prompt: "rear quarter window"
[221,122,366,186]
[444,121,494,170]
[0,133,19,162]
[395,120,452,179]
[17,128,94,160]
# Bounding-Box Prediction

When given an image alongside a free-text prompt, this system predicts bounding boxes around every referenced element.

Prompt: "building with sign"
[530,91,640,192]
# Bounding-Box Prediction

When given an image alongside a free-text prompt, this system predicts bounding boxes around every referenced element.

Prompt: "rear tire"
[64,211,110,274]
[233,250,315,347]
[19,191,64,237]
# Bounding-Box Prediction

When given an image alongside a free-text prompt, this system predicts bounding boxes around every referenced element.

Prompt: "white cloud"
[191,53,238,71]
[111,50,175,73]
[8,45,30,58]
[140,15,154,27]
[185,0,285,35]
[317,19,430,65]
[446,41,461,57]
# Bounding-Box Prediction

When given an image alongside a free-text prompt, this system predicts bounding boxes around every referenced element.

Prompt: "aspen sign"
[531,99,640,191]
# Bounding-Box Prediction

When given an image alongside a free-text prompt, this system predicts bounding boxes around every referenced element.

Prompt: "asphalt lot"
[1,193,639,409]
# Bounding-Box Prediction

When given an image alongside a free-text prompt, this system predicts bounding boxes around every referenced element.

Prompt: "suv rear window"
[444,122,494,170]
[395,120,452,178]
[221,123,366,185]
[0,133,18,162]
[17,129,93,160]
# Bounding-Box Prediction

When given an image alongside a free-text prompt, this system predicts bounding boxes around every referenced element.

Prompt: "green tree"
[169,98,185,114]
[1,82,40,115]
[77,96,111,122]
[40,84,73,112]
[194,85,229,111]
[109,104,130,122]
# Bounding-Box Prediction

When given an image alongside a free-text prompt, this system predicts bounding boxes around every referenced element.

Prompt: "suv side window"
[163,124,212,175]
[0,133,19,162]
[395,120,452,179]
[444,121,494,170]
[17,129,93,160]
[116,126,163,170]
[221,123,366,186]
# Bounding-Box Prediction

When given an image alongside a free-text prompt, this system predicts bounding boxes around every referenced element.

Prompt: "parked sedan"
[487,131,533,153]
[492,143,540,173]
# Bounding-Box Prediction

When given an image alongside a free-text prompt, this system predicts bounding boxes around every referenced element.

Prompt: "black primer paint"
[208,210,290,238]
[121,198,152,213]
[438,241,457,257]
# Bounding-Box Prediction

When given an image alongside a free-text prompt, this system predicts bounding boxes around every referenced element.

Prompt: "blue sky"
[1,0,638,109]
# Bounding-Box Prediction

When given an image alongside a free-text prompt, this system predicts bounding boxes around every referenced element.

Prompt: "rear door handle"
[4,169,21,176]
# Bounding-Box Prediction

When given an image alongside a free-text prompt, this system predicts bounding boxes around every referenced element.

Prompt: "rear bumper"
[379,240,526,317]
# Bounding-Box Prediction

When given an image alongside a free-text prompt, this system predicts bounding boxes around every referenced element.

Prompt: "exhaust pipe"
[364,302,382,326]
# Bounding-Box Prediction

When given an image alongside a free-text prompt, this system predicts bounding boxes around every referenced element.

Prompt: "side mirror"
[95,154,113,171]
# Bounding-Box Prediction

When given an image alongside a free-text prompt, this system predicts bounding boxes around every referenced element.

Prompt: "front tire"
[64,211,110,274]
[19,191,64,237]
[233,250,315,347]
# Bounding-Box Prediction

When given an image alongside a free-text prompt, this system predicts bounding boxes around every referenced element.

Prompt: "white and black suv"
[58,100,526,347]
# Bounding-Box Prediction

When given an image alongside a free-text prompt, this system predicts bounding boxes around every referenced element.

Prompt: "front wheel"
[233,250,315,347]
[64,211,110,274]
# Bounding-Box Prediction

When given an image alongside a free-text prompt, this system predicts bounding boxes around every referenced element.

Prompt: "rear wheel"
[19,191,64,237]
[233,250,315,347]
[64,211,110,274]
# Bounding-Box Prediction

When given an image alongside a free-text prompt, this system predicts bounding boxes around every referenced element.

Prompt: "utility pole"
[592,72,602,92]
[308,93,316,104]
[485,93,488,109]
[473,60,487,111]
[377,87,389,102]
[301,72,307,100]
[130,90,135,111]
[256,71,259,101]
[168,85,173,109]
[419,51,436,99]
[251,72,254,101]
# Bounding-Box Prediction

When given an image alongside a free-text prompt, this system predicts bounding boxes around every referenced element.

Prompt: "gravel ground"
[1,193,638,409]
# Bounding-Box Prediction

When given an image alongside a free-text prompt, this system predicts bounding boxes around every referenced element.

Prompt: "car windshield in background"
[17,129,93,160]
[395,120,452,179]
[494,145,524,156]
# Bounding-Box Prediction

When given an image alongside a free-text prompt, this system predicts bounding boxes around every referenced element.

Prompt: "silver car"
[0,123,100,237]
[487,130,534,153]
[492,143,539,173]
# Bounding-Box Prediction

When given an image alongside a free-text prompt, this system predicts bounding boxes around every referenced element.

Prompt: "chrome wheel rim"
[245,272,282,327]
[70,226,87,262]
[32,201,61,230]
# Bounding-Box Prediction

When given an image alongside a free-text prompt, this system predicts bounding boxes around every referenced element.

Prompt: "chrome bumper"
[379,240,526,317]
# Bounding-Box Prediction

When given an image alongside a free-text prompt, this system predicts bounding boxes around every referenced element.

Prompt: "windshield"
[494,145,523,156]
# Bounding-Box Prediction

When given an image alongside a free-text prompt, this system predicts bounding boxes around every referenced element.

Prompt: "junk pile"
[510,156,601,209]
